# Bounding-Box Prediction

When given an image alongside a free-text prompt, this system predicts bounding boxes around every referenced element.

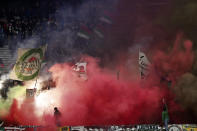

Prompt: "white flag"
[72,62,87,80]
[139,50,151,79]
[73,62,87,73]
[10,47,45,81]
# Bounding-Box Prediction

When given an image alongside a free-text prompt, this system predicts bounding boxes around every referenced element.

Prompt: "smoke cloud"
[1,57,168,127]
[1,0,197,128]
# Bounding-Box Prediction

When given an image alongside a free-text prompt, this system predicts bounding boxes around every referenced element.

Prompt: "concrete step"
[0,45,14,73]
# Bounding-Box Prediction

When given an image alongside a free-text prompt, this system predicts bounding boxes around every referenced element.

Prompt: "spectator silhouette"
[54,107,61,127]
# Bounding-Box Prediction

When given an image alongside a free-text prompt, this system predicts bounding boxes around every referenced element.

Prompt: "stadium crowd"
[0,0,81,48]
[0,1,56,47]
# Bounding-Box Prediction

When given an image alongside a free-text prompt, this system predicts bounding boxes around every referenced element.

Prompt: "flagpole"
[33,61,42,93]
[33,45,47,96]
[34,77,38,89]
[139,47,141,79]
[117,70,119,80]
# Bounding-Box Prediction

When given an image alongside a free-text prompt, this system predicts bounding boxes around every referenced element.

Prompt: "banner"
[58,126,70,131]
[26,88,36,98]
[71,126,84,131]
[10,47,46,81]
[182,124,197,131]
[0,124,196,131]
[60,125,197,131]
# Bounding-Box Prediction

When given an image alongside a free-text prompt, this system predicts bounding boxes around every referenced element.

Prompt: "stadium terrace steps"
[0,45,15,73]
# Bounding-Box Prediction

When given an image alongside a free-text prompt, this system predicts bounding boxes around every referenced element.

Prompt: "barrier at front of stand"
[58,124,197,131]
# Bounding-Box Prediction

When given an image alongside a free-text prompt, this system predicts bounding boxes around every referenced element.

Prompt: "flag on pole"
[94,25,104,39]
[77,24,93,40]
[99,16,112,24]
[139,50,151,79]
[77,32,90,40]
[72,62,88,80]
[73,62,87,73]
[10,46,46,81]
[99,11,113,25]
[138,50,172,86]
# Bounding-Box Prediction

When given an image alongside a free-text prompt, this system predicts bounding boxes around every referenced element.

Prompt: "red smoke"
[152,33,194,86]
[4,99,57,130]
[2,57,166,128]
[2,35,194,128]
[49,57,165,125]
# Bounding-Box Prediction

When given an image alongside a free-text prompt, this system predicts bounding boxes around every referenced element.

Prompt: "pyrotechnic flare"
[1,0,197,128]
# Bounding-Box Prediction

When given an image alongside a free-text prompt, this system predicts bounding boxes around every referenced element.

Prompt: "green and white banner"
[10,47,46,81]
